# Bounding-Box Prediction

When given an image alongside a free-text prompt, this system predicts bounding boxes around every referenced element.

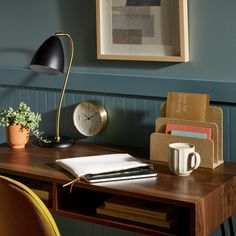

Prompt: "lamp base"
[37,136,75,148]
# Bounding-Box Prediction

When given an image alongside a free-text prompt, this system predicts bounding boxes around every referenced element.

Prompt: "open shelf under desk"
[55,184,190,236]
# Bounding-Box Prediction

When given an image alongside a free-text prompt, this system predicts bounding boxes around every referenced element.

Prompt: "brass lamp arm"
[54,32,74,142]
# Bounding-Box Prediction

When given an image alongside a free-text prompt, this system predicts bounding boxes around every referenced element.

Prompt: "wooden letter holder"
[150,103,223,169]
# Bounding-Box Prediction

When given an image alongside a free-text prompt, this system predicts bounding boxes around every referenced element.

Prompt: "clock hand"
[81,111,90,120]
[88,112,98,119]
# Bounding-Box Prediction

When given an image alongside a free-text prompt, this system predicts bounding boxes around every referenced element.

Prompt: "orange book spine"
[165,123,212,139]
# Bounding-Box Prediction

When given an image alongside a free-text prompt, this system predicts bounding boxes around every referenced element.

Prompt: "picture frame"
[96,0,189,62]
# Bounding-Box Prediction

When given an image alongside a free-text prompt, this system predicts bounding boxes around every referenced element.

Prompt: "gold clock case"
[73,101,108,137]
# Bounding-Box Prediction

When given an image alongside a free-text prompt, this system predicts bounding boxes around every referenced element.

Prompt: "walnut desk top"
[0,142,235,236]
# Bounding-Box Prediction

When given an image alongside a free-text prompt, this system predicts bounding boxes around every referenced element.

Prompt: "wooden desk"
[0,142,235,236]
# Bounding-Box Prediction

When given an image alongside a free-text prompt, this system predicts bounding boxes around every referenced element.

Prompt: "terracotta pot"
[6,125,29,149]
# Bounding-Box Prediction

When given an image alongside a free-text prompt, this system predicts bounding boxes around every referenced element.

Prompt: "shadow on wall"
[0,73,38,103]
[40,104,84,140]
[98,108,155,149]
[40,104,154,150]
[0,48,34,58]
[0,48,35,68]
[0,94,156,150]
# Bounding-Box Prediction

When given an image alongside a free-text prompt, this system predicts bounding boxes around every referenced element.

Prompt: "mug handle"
[188,152,201,170]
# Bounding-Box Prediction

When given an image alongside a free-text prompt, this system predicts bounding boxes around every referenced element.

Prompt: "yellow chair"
[0,175,60,236]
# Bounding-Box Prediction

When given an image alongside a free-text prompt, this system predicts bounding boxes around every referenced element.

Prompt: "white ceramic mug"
[168,143,201,176]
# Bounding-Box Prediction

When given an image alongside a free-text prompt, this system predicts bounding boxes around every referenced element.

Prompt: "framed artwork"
[96,0,189,62]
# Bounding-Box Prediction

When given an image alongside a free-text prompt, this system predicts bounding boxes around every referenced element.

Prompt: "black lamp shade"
[29,36,64,75]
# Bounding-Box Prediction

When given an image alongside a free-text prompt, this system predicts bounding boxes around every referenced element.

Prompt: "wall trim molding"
[0,67,235,103]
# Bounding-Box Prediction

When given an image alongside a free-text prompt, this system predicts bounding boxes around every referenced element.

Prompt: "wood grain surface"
[0,141,235,236]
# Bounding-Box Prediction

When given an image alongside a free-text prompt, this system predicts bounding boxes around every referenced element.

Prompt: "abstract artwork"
[125,0,161,6]
[96,0,189,62]
[111,0,165,46]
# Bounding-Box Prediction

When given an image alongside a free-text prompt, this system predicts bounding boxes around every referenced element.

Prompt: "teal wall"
[0,0,236,235]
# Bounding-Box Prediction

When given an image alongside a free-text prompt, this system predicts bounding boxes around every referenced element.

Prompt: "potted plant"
[0,102,48,149]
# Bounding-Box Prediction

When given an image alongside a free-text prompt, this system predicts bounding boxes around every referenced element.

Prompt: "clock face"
[73,101,108,137]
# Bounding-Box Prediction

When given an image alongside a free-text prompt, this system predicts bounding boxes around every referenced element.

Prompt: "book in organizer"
[165,123,212,139]
[165,92,210,122]
[170,130,207,139]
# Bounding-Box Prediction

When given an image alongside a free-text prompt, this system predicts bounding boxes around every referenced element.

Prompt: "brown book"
[96,205,176,229]
[104,195,176,221]
[165,92,210,121]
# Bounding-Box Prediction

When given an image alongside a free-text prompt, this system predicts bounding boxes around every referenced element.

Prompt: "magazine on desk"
[56,153,157,183]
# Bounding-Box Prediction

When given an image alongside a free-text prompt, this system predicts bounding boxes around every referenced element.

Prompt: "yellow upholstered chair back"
[0,175,60,236]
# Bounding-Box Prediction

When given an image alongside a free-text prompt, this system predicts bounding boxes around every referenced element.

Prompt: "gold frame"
[96,0,189,62]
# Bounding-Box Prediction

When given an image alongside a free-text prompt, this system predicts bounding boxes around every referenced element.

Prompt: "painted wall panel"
[0,0,236,235]
[1,0,236,83]
[1,68,236,103]
[0,85,235,162]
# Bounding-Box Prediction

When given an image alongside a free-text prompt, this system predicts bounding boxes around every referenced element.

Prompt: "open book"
[56,153,157,183]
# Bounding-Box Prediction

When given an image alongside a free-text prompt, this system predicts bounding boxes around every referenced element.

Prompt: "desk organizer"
[150,103,223,169]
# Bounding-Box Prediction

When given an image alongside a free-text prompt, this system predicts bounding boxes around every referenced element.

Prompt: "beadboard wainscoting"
[0,83,235,163]
[0,84,164,149]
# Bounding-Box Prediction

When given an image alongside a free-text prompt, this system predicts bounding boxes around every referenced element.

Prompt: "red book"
[165,123,212,139]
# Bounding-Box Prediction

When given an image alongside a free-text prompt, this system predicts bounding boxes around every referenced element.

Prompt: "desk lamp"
[29,32,74,148]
